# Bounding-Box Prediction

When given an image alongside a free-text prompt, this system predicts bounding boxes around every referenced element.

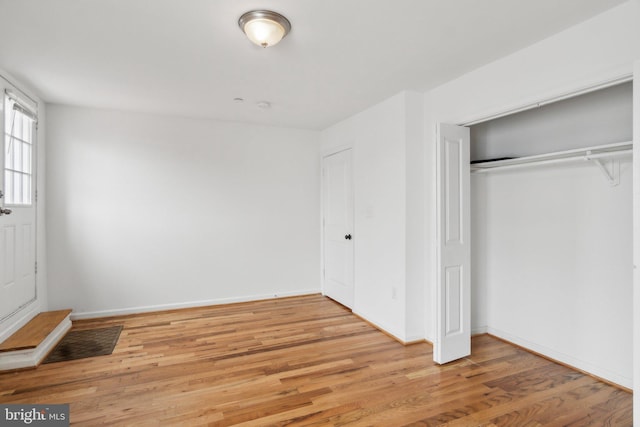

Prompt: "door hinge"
[35,262,38,275]
[34,189,38,203]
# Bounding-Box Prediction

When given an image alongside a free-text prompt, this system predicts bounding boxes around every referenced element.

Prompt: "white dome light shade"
[243,19,285,47]
[239,10,291,48]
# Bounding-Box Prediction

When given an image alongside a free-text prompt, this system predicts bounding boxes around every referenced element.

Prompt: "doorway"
[0,89,38,323]
[434,79,634,390]
[321,148,354,308]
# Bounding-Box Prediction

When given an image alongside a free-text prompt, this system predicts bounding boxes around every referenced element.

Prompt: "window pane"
[3,96,35,206]
[11,112,19,140]
[22,174,31,204]
[12,171,21,204]
[13,140,22,172]
[5,137,10,170]
[4,170,12,203]
[16,113,23,141]
[22,116,31,141]
[22,143,31,174]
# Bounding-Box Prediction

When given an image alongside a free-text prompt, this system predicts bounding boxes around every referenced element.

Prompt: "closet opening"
[468,81,633,389]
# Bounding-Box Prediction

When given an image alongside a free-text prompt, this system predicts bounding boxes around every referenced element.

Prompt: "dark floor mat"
[43,326,123,364]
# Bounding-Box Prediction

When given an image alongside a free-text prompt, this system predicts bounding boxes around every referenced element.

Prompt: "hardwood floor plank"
[0,295,631,426]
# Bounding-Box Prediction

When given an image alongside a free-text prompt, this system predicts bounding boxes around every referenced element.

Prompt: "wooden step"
[0,309,72,352]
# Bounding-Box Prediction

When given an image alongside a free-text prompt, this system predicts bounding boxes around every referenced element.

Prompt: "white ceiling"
[0,0,627,130]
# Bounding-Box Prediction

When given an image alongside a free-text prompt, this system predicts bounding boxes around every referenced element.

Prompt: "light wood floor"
[0,294,632,426]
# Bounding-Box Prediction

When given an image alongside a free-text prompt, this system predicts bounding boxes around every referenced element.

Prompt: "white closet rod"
[471,141,632,174]
[472,150,631,173]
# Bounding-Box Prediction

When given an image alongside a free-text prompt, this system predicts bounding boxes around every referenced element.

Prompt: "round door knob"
[344,234,352,240]
[0,208,12,216]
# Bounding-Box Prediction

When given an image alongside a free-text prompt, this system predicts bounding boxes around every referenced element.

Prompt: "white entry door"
[322,149,354,308]
[0,91,37,321]
[435,123,470,364]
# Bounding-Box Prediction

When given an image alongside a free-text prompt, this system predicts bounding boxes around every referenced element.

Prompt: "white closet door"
[435,123,470,364]
[322,149,354,308]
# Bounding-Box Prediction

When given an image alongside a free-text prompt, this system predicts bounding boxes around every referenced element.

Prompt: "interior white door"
[322,149,354,308]
[0,92,37,320]
[435,123,470,364]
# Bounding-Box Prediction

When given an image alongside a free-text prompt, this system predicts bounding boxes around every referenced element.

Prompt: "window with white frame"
[4,92,36,206]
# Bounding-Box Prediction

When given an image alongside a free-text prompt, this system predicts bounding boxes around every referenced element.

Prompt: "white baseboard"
[0,315,72,371]
[352,309,407,343]
[486,327,632,390]
[70,289,321,320]
[403,334,426,344]
[471,326,488,336]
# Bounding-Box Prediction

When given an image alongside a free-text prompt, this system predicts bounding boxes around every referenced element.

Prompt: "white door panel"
[322,149,354,308]
[435,123,470,364]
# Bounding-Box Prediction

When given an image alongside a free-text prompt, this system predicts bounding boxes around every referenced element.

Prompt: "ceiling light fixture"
[238,10,291,48]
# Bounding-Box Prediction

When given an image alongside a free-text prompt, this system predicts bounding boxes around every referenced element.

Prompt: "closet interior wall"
[470,82,633,388]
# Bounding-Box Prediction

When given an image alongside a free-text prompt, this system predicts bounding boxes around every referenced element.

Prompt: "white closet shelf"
[471,141,632,174]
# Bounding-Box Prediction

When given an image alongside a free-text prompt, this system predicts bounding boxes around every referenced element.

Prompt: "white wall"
[0,70,48,343]
[470,82,632,161]
[351,93,407,340]
[473,162,632,386]
[404,92,425,341]
[424,1,638,387]
[46,105,320,317]
[321,91,424,342]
